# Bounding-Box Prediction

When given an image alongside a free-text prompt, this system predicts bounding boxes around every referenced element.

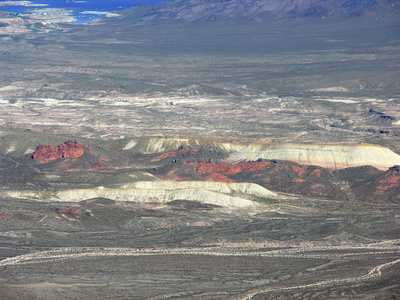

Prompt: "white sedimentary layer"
[122,140,137,150]
[3,181,276,209]
[124,181,276,198]
[228,143,400,170]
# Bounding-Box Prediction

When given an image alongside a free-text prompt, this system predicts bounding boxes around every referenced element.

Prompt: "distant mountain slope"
[115,0,400,23]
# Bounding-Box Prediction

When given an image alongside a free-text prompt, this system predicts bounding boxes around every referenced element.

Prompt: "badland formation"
[0,0,400,299]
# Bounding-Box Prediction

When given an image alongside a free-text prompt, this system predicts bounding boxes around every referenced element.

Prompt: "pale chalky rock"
[228,143,400,170]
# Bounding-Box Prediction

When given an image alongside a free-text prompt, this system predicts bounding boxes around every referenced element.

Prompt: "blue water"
[2,0,170,23]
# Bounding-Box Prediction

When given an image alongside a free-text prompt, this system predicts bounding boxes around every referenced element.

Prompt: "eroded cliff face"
[228,143,400,171]
[32,142,86,163]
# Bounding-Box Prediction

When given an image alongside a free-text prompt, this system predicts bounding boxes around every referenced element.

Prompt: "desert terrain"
[1,0,400,299]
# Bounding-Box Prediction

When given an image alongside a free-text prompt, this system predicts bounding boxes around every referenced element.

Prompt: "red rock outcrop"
[189,161,272,175]
[32,142,86,163]
[205,173,236,183]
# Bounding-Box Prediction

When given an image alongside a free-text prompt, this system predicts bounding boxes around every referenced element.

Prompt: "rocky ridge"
[354,165,400,204]
[148,145,400,203]
[4,139,400,205]
[154,160,350,201]
[2,180,268,209]
[27,140,400,171]
[112,0,400,24]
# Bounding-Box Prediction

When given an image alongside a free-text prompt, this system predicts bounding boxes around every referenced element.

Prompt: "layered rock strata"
[228,143,400,170]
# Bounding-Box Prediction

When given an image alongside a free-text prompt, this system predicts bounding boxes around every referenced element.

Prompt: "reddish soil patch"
[188,161,271,176]
[309,183,327,196]
[89,148,98,156]
[205,173,236,183]
[292,178,306,183]
[92,161,106,169]
[83,199,96,204]
[377,173,400,190]
[291,165,305,176]
[310,169,322,177]
[151,150,176,162]
[56,208,81,219]
[179,147,198,154]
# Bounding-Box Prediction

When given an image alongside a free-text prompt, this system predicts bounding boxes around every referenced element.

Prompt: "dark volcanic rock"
[334,165,383,186]
[167,200,220,210]
[150,146,228,165]
[91,161,106,169]
[80,198,116,207]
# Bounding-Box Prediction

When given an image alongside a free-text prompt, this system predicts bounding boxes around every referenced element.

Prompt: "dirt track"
[2,240,399,267]
[2,240,399,299]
